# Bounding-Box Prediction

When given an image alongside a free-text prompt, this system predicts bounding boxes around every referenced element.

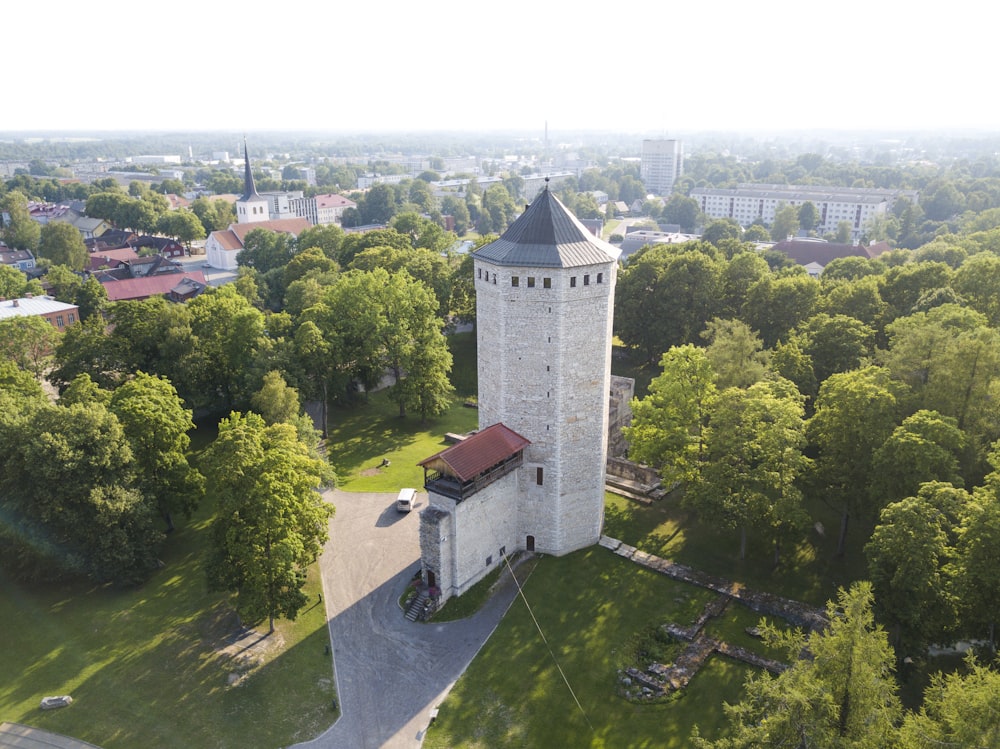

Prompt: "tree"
[899,655,1000,749]
[798,201,820,232]
[807,366,905,556]
[700,318,770,389]
[790,313,875,385]
[770,203,800,241]
[0,401,163,585]
[295,223,345,262]
[624,345,717,488]
[695,582,901,749]
[867,410,966,509]
[953,251,1000,326]
[38,221,87,271]
[156,209,206,248]
[0,265,44,299]
[441,195,471,235]
[359,183,398,225]
[204,412,334,632]
[702,219,742,247]
[615,246,723,360]
[238,228,295,274]
[688,378,810,562]
[110,372,204,532]
[251,370,302,426]
[0,315,58,378]
[865,484,964,654]
[1,191,40,251]
[478,183,517,234]
[662,194,701,232]
[743,273,820,348]
[955,456,1000,650]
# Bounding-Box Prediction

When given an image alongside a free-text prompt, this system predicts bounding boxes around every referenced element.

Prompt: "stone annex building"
[418,185,621,603]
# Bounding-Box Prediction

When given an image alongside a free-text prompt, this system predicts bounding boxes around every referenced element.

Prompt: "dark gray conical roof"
[240,137,264,202]
[473,186,620,268]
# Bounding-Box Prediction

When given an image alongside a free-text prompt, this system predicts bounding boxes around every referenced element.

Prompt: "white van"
[396,488,417,512]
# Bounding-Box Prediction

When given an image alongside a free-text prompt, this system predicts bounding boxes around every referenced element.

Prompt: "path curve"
[291,490,520,749]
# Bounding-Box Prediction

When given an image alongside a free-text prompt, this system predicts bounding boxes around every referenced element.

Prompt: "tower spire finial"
[242,136,259,200]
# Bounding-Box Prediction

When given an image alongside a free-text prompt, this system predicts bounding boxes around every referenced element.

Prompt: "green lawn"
[0,491,336,749]
[422,548,750,748]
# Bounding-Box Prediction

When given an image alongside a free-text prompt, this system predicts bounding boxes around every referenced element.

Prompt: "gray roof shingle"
[473,187,620,269]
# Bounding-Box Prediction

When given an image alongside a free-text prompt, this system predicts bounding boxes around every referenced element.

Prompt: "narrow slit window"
[584,274,590,286]
[597,272,603,284]
[570,276,577,288]
[536,467,544,485]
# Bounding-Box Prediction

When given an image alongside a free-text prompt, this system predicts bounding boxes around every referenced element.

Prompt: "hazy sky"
[8,0,996,135]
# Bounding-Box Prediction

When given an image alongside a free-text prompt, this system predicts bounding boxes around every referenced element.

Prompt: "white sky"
[7,0,998,135]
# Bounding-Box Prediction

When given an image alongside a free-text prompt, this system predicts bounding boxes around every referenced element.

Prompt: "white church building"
[418,185,620,603]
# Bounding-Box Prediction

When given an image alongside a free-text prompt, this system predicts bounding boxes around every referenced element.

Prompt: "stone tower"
[473,185,620,555]
[418,186,620,602]
[235,137,270,225]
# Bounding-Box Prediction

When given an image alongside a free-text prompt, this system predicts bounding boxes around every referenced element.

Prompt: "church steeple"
[241,136,259,201]
[235,136,269,225]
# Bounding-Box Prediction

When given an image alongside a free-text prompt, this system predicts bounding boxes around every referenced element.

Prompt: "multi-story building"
[690,184,919,241]
[640,139,684,195]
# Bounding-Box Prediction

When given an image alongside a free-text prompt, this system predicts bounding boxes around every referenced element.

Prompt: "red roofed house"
[770,237,873,277]
[100,271,207,303]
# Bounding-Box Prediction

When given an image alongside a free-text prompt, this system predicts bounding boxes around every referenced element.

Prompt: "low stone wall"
[606,457,660,488]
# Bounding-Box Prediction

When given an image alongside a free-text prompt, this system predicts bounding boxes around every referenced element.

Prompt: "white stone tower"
[235,137,270,225]
[473,185,620,555]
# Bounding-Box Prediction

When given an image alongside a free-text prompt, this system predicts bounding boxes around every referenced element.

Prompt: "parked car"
[396,488,417,512]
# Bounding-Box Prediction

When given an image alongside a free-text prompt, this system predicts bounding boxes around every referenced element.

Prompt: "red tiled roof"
[208,229,243,251]
[315,194,356,209]
[230,218,311,242]
[772,239,869,266]
[418,423,530,482]
[101,271,207,302]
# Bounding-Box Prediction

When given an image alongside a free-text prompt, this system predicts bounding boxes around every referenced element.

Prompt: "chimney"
[12,299,19,306]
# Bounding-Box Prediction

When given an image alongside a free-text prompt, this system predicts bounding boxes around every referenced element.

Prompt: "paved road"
[292,490,521,749]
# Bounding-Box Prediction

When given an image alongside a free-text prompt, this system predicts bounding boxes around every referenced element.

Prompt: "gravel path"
[291,490,521,749]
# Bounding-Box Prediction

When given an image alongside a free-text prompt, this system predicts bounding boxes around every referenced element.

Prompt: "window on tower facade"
[543,277,551,288]
[597,272,603,284]
[527,277,535,288]
[570,276,577,288]
[511,276,519,287]
[536,467,543,485]
[584,274,590,285]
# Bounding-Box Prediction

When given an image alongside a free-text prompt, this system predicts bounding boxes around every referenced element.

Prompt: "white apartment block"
[690,184,919,240]
[640,139,684,195]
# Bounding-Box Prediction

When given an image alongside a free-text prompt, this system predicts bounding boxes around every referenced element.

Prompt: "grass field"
[0,490,336,749]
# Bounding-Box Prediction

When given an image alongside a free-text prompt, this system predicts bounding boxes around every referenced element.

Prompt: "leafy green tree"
[349,244,452,316]
[0,315,58,378]
[615,246,723,360]
[204,412,334,632]
[1,191,40,251]
[743,273,820,348]
[695,582,901,749]
[689,378,810,562]
[448,251,477,328]
[743,224,771,242]
[251,370,301,426]
[769,203,800,241]
[956,451,1000,650]
[238,228,295,274]
[866,483,965,654]
[808,366,906,556]
[798,201,820,232]
[359,183,398,225]
[790,313,875,385]
[868,410,966,509]
[624,345,717,488]
[701,318,770,389]
[85,191,129,224]
[184,286,266,411]
[899,655,1000,748]
[38,221,87,271]
[819,275,887,333]
[880,261,953,321]
[441,195,471,235]
[701,219,742,247]
[156,209,206,247]
[717,250,771,319]
[478,183,518,234]
[110,372,204,532]
[661,194,701,232]
[0,265,43,299]
[0,401,163,584]
[296,223,345,262]
[59,372,111,407]
[953,251,1000,326]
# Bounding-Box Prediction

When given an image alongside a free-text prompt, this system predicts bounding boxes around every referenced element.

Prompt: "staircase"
[405,591,430,622]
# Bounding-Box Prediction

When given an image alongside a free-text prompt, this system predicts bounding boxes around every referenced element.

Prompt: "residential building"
[690,184,919,241]
[0,295,79,330]
[640,139,684,195]
[0,248,36,272]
